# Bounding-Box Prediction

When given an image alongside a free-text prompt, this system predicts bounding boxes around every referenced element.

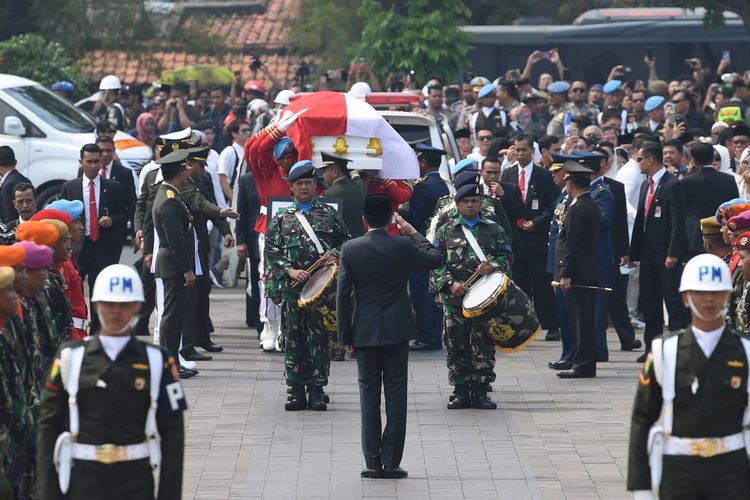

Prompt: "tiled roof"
[80,0,300,86]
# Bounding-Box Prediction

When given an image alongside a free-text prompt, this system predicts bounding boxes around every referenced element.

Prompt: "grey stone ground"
[179,287,640,500]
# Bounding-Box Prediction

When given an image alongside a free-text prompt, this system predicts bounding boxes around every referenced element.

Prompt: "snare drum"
[298,263,338,308]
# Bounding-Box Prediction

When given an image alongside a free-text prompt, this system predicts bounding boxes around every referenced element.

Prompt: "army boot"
[447,384,471,409]
[471,383,497,410]
[307,385,329,411]
[285,385,307,411]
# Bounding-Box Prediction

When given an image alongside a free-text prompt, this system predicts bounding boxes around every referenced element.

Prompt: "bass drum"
[462,272,540,353]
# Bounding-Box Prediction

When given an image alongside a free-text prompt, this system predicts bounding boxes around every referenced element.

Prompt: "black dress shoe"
[410,341,440,351]
[383,467,408,479]
[548,359,573,370]
[198,341,223,353]
[178,366,196,379]
[545,329,561,341]
[181,349,212,361]
[330,348,345,361]
[360,467,383,478]
[621,340,642,352]
[557,369,595,379]
[636,353,648,363]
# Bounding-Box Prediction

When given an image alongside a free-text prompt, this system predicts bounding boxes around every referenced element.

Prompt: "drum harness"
[461,225,487,262]
[646,334,750,494]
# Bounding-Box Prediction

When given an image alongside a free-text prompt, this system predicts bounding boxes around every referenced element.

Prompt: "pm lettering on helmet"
[109,277,133,293]
[698,265,722,282]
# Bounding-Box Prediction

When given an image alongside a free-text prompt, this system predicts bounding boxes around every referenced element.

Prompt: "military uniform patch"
[166,189,175,199]
[132,363,149,370]
[728,360,744,368]
[731,375,742,389]
[134,377,146,391]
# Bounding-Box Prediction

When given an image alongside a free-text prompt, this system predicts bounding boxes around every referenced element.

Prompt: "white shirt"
[218,142,244,179]
[82,175,101,237]
[516,161,533,200]
[615,158,645,224]
[649,119,661,132]
[649,166,667,192]
[467,151,485,164]
[205,149,227,209]
[99,335,130,361]
[692,325,724,358]
[100,161,113,179]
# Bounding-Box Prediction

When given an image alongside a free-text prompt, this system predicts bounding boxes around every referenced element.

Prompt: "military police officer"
[265,160,350,411]
[37,264,186,500]
[628,254,750,499]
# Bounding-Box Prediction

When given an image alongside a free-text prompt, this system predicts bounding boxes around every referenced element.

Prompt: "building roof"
[80,0,300,87]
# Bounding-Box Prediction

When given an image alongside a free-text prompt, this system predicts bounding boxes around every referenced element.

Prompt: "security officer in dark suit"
[152,149,196,378]
[337,196,442,479]
[628,254,749,500]
[0,146,31,223]
[404,144,449,351]
[236,171,262,330]
[555,159,601,379]
[318,152,366,238]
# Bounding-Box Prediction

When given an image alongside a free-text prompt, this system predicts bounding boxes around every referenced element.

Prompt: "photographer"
[156,82,201,134]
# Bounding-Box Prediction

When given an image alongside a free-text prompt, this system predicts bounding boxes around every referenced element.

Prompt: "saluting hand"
[395,213,416,236]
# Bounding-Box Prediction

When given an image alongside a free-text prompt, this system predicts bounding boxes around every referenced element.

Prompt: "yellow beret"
[40,219,68,240]
[700,216,721,236]
[0,267,14,289]
[0,245,25,267]
[15,221,60,247]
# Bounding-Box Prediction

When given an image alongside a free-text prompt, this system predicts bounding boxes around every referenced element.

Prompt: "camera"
[250,56,262,70]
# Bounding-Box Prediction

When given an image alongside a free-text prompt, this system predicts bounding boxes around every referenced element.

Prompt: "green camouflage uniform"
[728,255,744,330]
[431,216,512,386]
[427,195,499,241]
[265,198,349,388]
[44,270,72,344]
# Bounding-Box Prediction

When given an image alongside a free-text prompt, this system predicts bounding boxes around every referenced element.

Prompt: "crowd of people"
[1,44,750,497]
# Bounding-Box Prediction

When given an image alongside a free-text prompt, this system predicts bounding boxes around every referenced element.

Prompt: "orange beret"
[15,221,60,247]
[0,245,25,267]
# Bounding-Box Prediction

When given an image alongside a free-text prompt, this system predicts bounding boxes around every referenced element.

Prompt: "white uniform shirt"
[692,325,724,358]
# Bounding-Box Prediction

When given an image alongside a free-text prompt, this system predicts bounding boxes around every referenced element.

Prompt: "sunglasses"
[477,136,494,141]
[571,88,587,93]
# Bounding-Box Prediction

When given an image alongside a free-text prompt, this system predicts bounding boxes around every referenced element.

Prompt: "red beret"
[31,208,72,225]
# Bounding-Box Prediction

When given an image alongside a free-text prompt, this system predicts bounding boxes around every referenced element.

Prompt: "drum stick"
[464,256,494,289]
[550,281,613,292]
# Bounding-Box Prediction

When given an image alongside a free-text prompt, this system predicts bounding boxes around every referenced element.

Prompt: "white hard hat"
[679,254,732,293]
[99,75,122,91]
[91,264,145,302]
[274,89,294,106]
[250,98,269,113]
[348,81,372,100]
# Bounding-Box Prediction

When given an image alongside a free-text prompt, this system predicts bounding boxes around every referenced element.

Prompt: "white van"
[0,74,152,205]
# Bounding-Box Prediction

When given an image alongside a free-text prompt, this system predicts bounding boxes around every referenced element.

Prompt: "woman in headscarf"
[735,146,750,199]
[135,112,157,150]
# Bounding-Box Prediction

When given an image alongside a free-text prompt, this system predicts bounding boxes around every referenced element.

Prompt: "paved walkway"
[180,287,641,500]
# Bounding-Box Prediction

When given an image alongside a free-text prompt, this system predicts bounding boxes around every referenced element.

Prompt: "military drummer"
[628,254,750,499]
[265,160,350,411]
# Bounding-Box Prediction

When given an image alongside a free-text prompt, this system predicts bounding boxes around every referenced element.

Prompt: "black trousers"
[356,341,409,470]
[565,287,595,375]
[409,270,442,347]
[78,238,108,333]
[246,257,261,330]
[135,258,156,335]
[159,278,186,360]
[660,451,749,500]
[608,268,637,348]
[512,251,558,331]
[638,260,689,351]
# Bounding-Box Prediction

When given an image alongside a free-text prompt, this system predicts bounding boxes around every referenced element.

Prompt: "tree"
[675,0,750,32]
[0,34,87,93]
[356,0,472,83]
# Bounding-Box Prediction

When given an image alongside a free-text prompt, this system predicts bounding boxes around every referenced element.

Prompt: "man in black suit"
[555,160,601,379]
[630,141,689,362]
[337,195,442,480]
[0,146,31,223]
[7,182,36,231]
[236,171,262,331]
[500,134,561,339]
[319,152,366,238]
[61,143,127,332]
[681,142,739,258]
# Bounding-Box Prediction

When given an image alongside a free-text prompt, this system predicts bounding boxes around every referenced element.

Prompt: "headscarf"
[713,144,732,175]
[136,112,156,148]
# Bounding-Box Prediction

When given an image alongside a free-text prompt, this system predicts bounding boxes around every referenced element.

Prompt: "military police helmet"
[678,254,732,293]
[91,264,146,303]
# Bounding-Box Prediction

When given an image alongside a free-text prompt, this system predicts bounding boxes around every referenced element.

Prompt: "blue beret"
[455,183,482,201]
[603,80,622,94]
[453,171,481,189]
[477,83,496,99]
[451,158,479,176]
[644,95,665,112]
[286,160,315,182]
[548,81,570,94]
[52,81,75,92]
[47,199,84,220]
[590,83,603,92]
[273,137,296,159]
[415,143,447,156]
[716,198,749,223]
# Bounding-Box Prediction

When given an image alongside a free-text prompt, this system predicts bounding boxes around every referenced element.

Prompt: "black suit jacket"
[681,166,739,256]
[60,176,127,254]
[236,172,261,261]
[603,177,629,259]
[337,229,442,347]
[500,164,559,254]
[79,162,137,236]
[554,192,600,285]
[630,170,686,265]
[0,169,30,223]
[323,176,367,238]
[498,181,526,257]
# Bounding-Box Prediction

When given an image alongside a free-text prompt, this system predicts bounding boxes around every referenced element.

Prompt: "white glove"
[633,491,656,500]
[277,108,307,132]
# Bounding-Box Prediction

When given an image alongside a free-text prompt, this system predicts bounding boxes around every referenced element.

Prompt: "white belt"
[72,442,150,464]
[72,318,88,330]
[260,205,267,215]
[664,433,745,458]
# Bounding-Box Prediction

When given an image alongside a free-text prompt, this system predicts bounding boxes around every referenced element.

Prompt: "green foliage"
[0,34,87,93]
[356,0,472,83]
[170,22,227,56]
[288,0,364,71]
